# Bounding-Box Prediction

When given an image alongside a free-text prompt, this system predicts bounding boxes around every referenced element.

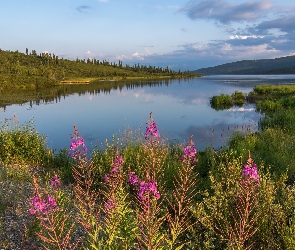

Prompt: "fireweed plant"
[143,112,163,180]
[128,171,164,249]
[29,172,79,249]
[125,112,166,249]
[27,112,295,249]
[166,135,199,249]
[194,149,263,249]
[229,151,260,249]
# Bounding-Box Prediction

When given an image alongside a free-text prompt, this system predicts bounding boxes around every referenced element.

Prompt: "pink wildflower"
[50,174,61,189]
[128,172,140,186]
[113,155,124,168]
[105,200,117,211]
[111,155,124,173]
[30,195,59,215]
[69,124,88,160]
[181,136,198,164]
[138,179,161,205]
[242,163,260,184]
[145,112,160,140]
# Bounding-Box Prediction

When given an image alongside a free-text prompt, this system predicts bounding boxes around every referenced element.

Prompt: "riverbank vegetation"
[1,85,295,249]
[0,49,200,91]
[212,84,295,182]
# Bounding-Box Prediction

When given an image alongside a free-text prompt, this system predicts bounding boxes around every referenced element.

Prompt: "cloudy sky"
[1,0,295,70]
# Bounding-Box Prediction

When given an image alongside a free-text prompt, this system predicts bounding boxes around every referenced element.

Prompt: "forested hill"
[194,55,295,75]
[0,49,196,91]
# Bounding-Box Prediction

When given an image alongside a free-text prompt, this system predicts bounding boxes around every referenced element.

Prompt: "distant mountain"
[194,55,295,75]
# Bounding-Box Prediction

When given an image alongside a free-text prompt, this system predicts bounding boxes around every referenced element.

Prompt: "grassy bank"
[61,74,196,83]
[1,85,295,249]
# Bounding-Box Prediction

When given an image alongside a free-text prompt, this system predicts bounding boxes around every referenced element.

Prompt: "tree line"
[0,48,199,90]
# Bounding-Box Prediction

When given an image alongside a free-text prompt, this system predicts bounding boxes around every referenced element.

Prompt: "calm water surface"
[1,75,295,151]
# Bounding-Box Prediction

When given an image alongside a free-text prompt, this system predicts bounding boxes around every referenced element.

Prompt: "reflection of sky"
[0,76,278,151]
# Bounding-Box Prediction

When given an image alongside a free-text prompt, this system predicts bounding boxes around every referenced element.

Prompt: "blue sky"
[1,0,295,70]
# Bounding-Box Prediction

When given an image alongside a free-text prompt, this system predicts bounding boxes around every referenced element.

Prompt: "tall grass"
[0,115,52,166]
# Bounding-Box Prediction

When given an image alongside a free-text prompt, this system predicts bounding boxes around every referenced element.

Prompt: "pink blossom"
[104,174,109,183]
[30,195,59,214]
[181,136,198,164]
[69,124,88,160]
[50,175,61,189]
[113,155,124,168]
[111,155,124,173]
[138,179,161,205]
[105,200,117,211]
[128,172,140,186]
[145,112,160,140]
[242,163,260,184]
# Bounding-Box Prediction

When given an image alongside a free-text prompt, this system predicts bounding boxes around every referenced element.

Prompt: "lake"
[1,75,295,152]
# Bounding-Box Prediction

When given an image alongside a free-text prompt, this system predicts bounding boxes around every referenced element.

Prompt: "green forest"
[0,48,199,91]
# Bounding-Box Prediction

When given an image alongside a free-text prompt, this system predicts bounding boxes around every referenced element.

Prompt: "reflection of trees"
[0,79,174,108]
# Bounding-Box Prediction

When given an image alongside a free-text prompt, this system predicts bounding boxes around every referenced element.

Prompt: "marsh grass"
[252,84,295,96]
[210,91,245,110]
[210,94,233,110]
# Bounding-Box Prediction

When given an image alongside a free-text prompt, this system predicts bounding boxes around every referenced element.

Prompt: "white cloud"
[85,51,94,58]
[131,47,153,61]
[132,52,144,60]
[229,35,264,39]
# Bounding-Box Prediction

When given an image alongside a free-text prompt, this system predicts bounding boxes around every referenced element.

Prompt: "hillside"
[194,55,295,75]
[0,49,196,91]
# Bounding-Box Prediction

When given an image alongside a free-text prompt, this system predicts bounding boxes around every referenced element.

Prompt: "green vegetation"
[1,84,295,249]
[0,116,52,166]
[194,55,295,74]
[0,48,200,91]
[248,84,295,101]
[218,84,295,183]
[210,90,245,110]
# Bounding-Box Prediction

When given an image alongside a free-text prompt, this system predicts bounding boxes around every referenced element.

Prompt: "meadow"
[1,84,295,249]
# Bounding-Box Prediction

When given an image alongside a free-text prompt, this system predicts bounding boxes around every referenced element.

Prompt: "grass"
[0,116,53,167]
[62,75,191,83]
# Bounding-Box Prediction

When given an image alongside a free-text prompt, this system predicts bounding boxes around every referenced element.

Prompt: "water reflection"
[1,75,293,151]
[0,79,176,109]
